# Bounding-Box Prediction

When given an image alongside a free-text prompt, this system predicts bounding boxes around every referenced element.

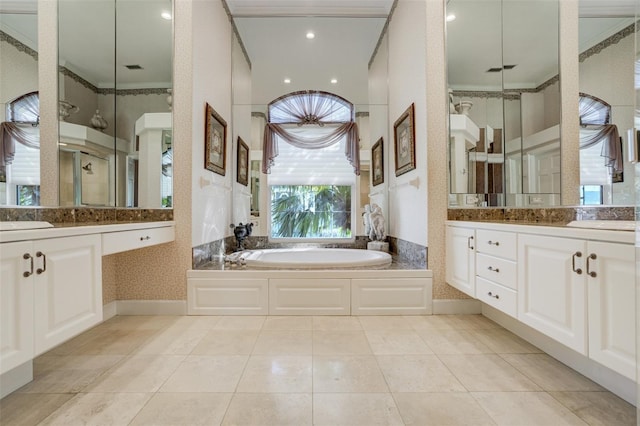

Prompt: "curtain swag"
[0,122,40,175]
[579,93,622,174]
[262,91,360,175]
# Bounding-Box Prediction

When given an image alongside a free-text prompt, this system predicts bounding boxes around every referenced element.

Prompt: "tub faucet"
[230,222,253,251]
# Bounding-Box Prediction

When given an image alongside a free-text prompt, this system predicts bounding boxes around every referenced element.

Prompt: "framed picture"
[237,137,249,186]
[394,103,416,176]
[371,137,384,186]
[204,103,227,176]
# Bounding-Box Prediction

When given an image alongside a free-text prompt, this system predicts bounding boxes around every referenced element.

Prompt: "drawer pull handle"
[140,236,151,241]
[487,266,500,273]
[488,240,500,246]
[467,236,474,250]
[36,251,46,274]
[587,253,597,278]
[23,253,33,277]
[487,291,500,299]
[572,251,583,275]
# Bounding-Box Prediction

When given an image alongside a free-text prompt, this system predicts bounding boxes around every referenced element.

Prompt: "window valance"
[262,90,360,175]
[579,92,622,174]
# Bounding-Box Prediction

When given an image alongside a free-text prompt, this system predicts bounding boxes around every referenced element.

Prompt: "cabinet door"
[33,235,102,355]
[518,234,587,354]
[0,242,34,374]
[445,226,475,297]
[587,241,635,380]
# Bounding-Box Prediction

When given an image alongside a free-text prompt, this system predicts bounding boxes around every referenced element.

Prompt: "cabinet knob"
[487,291,500,299]
[487,266,500,273]
[488,240,500,246]
[140,236,151,241]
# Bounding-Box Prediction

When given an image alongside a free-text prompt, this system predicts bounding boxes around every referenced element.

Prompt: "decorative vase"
[90,110,108,131]
[58,100,79,121]
[456,100,473,116]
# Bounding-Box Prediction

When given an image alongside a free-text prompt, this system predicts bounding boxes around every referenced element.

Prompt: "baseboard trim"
[116,300,187,316]
[432,298,482,314]
[0,360,32,399]
[102,301,117,321]
[482,304,637,406]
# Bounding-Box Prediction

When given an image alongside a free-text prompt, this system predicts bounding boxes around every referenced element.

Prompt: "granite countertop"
[196,255,424,271]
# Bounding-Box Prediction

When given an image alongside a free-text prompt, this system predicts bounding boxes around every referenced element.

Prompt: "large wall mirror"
[230,13,389,238]
[0,5,39,206]
[578,15,635,206]
[447,0,561,207]
[58,0,173,208]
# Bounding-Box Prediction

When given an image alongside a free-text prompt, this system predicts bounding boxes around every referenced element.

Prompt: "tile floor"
[0,314,636,426]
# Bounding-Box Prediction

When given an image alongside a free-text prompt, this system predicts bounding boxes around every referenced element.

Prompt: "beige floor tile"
[549,391,636,426]
[445,314,502,330]
[313,393,404,426]
[236,355,312,393]
[38,392,152,426]
[0,393,75,426]
[472,392,588,426]
[313,315,363,330]
[87,354,185,393]
[46,327,110,355]
[474,328,543,354]
[418,329,493,354]
[376,355,466,392]
[501,354,604,391]
[164,315,221,330]
[439,354,541,391]
[189,330,259,355]
[213,316,266,330]
[365,330,433,355]
[263,316,313,330]
[134,328,208,355]
[101,315,180,331]
[221,393,312,426]
[73,329,159,355]
[313,355,389,393]
[313,330,373,355]
[393,392,496,426]
[403,315,459,330]
[252,330,312,355]
[359,316,413,330]
[32,354,123,378]
[17,368,106,394]
[160,355,247,392]
[129,392,232,426]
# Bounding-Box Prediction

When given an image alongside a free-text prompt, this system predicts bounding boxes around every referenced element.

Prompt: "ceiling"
[0,0,635,100]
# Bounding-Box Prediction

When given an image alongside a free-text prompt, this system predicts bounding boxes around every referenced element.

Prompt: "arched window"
[1,92,40,205]
[262,91,360,240]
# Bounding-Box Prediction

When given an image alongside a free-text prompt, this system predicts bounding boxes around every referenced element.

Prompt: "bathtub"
[239,248,392,269]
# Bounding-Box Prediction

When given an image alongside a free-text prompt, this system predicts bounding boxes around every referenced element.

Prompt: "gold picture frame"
[394,103,416,176]
[237,137,249,186]
[372,137,384,186]
[204,103,227,176]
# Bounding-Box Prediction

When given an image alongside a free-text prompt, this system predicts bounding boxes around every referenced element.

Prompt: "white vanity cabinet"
[517,234,587,354]
[0,234,102,374]
[586,241,635,380]
[445,225,475,297]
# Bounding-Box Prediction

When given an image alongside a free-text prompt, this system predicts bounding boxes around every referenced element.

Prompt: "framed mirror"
[447,0,560,208]
[58,0,173,208]
[0,6,40,206]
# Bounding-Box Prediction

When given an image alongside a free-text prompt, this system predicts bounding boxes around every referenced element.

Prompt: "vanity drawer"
[102,226,175,255]
[476,229,516,260]
[476,253,517,290]
[476,277,517,318]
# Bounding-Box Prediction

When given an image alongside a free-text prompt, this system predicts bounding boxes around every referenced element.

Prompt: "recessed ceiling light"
[306,32,315,39]
[446,14,456,22]
[161,11,172,20]
[330,79,338,84]
[284,78,291,84]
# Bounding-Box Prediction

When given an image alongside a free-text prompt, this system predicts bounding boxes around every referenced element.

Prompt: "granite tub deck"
[187,251,432,316]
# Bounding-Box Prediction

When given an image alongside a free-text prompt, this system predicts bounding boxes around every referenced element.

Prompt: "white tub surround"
[0,221,175,397]
[445,220,635,403]
[188,268,432,316]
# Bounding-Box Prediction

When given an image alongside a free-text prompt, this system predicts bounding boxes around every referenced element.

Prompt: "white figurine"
[362,204,372,236]
[368,203,386,241]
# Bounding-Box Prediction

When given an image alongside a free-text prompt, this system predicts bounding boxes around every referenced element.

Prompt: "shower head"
[82,163,93,174]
